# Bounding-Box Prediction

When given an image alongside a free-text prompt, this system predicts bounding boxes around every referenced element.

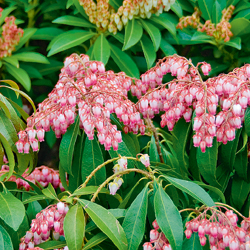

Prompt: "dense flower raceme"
[16,54,250,154]
[0,164,65,191]
[15,53,145,153]
[143,219,172,250]
[19,202,69,250]
[78,0,175,33]
[176,5,234,42]
[184,207,250,250]
[0,8,23,58]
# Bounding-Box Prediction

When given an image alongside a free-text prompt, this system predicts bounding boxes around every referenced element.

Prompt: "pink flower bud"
[118,157,127,169]
[54,221,60,232]
[185,229,192,239]
[143,242,153,250]
[140,154,150,167]
[109,182,119,195]
[150,229,159,242]
[57,202,65,214]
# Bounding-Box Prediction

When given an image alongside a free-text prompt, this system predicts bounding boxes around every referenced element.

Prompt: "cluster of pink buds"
[0,8,23,58]
[0,164,64,191]
[177,5,234,42]
[143,219,172,250]
[15,53,145,153]
[185,207,250,250]
[108,157,127,195]
[19,202,69,250]
[78,0,175,33]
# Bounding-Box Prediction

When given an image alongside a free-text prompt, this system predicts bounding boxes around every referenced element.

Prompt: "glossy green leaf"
[160,143,179,170]
[182,233,202,250]
[0,99,10,119]
[109,0,123,10]
[225,37,241,50]
[38,241,66,249]
[11,52,49,64]
[64,204,85,250]
[171,1,183,18]
[0,192,25,231]
[48,31,95,56]
[160,38,177,56]
[198,0,213,20]
[73,186,109,196]
[110,43,139,78]
[244,107,250,136]
[81,135,105,186]
[122,186,148,250]
[15,28,37,51]
[0,225,13,250]
[163,176,215,206]
[72,0,88,19]
[59,117,79,175]
[53,15,95,28]
[235,8,250,19]
[140,34,156,69]
[83,232,107,250]
[31,27,63,40]
[234,144,248,180]
[234,0,250,14]
[79,199,128,250]
[212,0,222,24]
[178,0,194,12]
[3,57,19,68]
[94,34,110,65]
[231,18,250,37]
[197,138,221,188]
[22,194,49,205]
[123,19,143,50]
[42,183,58,200]
[154,186,183,250]
[5,63,31,91]
[0,6,16,26]
[231,174,250,210]
[140,19,161,51]
[149,136,160,162]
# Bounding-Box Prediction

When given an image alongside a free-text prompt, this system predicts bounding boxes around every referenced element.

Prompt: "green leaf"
[191,31,211,41]
[154,186,183,250]
[0,99,11,119]
[42,183,58,200]
[37,59,63,76]
[151,14,177,38]
[64,204,85,250]
[0,6,16,26]
[140,19,161,51]
[231,174,250,210]
[220,128,241,171]
[178,0,194,12]
[31,27,63,41]
[244,107,250,136]
[73,186,110,196]
[110,43,139,78]
[79,199,128,250]
[163,176,215,206]
[160,38,177,56]
[94,34,110,65]
[235,8,250,19]
[171,1,183,18]
[59,117,79,175]
[81,135,105,186]
[22,194,49,205]
[72,0,88,19]
[172,119,191,175]
[0,192,25,231]
[5,63,31,91]
[234,144,248,180]
[0,225,13,250]
[48,31,95,56]
[83,232,107,250]
[231,18,250,37]
[212,0,222,24]
[3,57,19,68]
[15,28,37,51]
[11,52,50,64]
[122,186,148,250]
[109,0,123,10]
[149,136,160,162]
[53,15,95,28]
[182,233,202,250]
[140,34,156,69]
[197,138,221,188]
[37,241,66,249]
[20,64,43,79]
[225,37,241,50]
[198,0,213,20]
[123,19,143,51]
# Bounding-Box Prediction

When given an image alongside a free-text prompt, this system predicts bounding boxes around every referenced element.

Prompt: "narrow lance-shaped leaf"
[52,15,95,28]
[83,232,108,250]
[93,34,110,65]
[64,204,85,250]
[0,192,25,231]
[0,225,13,250]
[42,183,58,200]
[79,199,128,250]
[59,117,79,175]
[140,34,156,69]
[122,186,148,250]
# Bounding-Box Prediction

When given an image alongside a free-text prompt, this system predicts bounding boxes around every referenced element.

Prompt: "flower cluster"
[176,5,234,42]
[15,53,145,153]
[132,54,250,152]
[143,219,172,250]
[108,157,127,195]
[0,8,23,58]
[19,202,69,250]
[78,0,175,33]
[185,208,250,249]
[0,164,64,191]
